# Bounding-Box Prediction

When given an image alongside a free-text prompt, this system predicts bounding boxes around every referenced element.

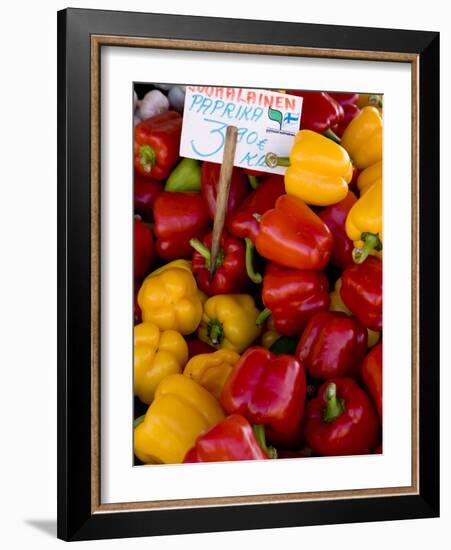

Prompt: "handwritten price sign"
[180,87,303,174]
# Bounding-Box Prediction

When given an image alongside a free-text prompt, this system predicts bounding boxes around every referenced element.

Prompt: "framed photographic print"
[57,8,440,542]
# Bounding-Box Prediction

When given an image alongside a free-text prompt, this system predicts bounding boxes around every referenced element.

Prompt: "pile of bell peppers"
[132,85,383,464]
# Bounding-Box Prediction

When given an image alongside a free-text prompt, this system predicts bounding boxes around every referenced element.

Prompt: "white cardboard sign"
[180,86,303,174]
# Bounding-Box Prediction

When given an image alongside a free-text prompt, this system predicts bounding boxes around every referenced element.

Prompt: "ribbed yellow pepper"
[198,294,261,353]
[134,374,225,464]
[341,107,383,170]
[134,322,188,404]
[183,349,240,399]
[137,267,202,335]
[357,161,382,195]
[282,130,353,206]
[330,279,380,348]
[346,180,383,264]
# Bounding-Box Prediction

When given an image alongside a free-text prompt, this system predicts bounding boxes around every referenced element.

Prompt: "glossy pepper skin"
[357,160,382,195]
[346,180,382,263]
[134,374,225,464]
[296,311,367,380]
[281,130,353,206]
[340,256,383,332]
[226,174,285,243]
[260,263,330,336]
[153,192,210,260]
[134,322,188,404]
[134,172,163,221]
[361,342,383,420]
[134,218,154,281]
[184,415,269,463]
[341,106,383,170]
[221,347,306,447]
[138,266,203,335]
[190,231,248,296]
[198,295,261,353]
[165,158,201,192]
[201,161,249,220]
[328,92,361,138]
[255,194,333,270]
[304,379,380,456]
[286,90,343,135]
[319,191,357,269]
[134,111,182,180]
[183,349,240,400]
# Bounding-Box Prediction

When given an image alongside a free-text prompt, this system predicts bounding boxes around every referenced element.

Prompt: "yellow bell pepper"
[198,294,261,353]
[357,161,382,195]
[346,180,383,264]
[134,374,225,464]
[134,322,188,404]
[137,267,202,335]
[148,259,192,277]
[330,279,380,348]
[341,107,383,170]
[183,349,240,399]
[277,130,353,206]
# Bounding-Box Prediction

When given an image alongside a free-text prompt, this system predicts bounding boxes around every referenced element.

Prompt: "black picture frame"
[57,7,439,541]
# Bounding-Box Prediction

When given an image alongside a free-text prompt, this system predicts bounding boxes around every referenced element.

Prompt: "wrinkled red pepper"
[304,379,380,456]
[190,230,249,296]
[340,256,383,331]
[255,194,333,270]
[296,311,367,380]
[134,172,163,221]
[361,342,383,420]
[134,218,154,280]
[328,92,361,137]
[134,111,182,180]
[153,192,210,260]
[226,174,285,243]
[286,90,343,138]
[319,191,357,269]
[201,161,249,219]
[183,415,271,463]
[221,346,306,447]
[257,263,330,336]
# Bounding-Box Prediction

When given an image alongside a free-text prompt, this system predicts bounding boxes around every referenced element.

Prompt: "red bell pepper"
[255,194,333,270]
[257,263,330,336]
[134,111,182,180]
[340,256,382,331]
[226,174,285,243]
[190,230,249,296]
[304,379,380,456]
[201,161,249,220]
[286,90,344,140]
[221,346,306,447]
[319,191,357,269]
[361,342,383,420]
[186,338,216,359]
[134,172,163,221]
[296,311,367,380]
[134,218,154,280]
[153,192,210,260]
[328,92,361,137]
[183,414,271,463]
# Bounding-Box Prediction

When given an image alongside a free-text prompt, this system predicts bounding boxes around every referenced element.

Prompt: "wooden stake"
[210,126,238,278]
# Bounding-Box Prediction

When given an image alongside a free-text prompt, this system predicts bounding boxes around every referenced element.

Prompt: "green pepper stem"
[368,94,383,108]
[352,232,383,264]
[323,128,341,144]
[139,144,157,173]
[265,152,290,168]
[322,383,345,423]
[245,238,263,284]
[190,238,224,270]
[256,307,272,326]
[248,175,259,190]
[253,424,278,459]
[207,319,224,346]
[133,415,145,429]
